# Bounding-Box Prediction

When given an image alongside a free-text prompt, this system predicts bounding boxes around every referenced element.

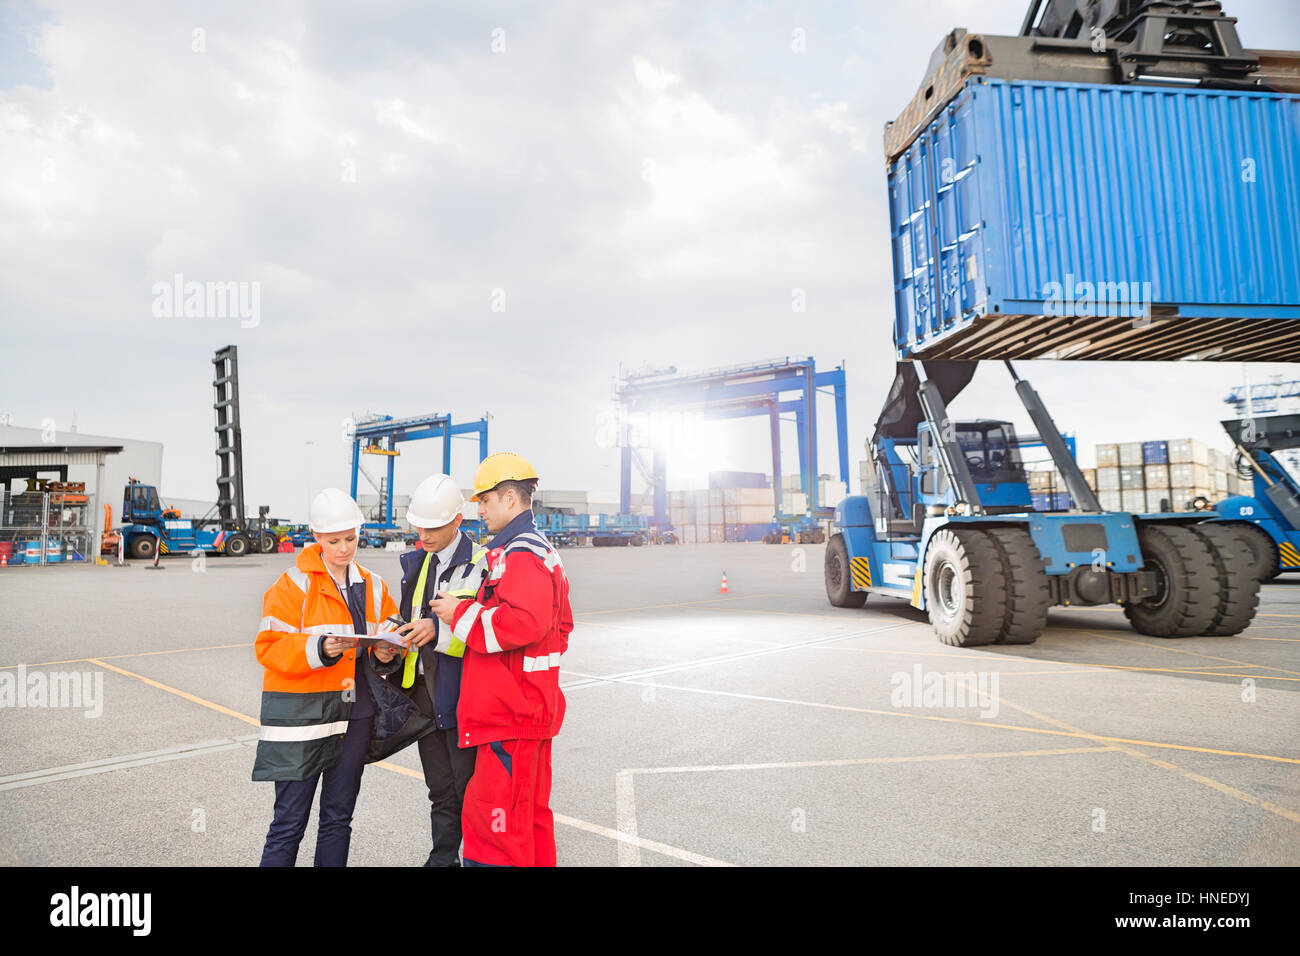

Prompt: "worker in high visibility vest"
[428,453,573,867]
[367,473,489,866]
[253,487,398,867]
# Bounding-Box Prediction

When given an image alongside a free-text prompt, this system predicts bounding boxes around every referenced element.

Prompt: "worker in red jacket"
[428,452,572,866]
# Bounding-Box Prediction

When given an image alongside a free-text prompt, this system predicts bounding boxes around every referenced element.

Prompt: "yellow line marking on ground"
[1238,635,1300,642]
[70,657,732,866]
[1083,630,1300,677]
[87,659,259,728]
[944,674,1300,825]
[1,642,253,671]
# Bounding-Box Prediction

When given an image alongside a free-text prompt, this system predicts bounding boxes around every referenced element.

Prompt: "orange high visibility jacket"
[251,544,397,781]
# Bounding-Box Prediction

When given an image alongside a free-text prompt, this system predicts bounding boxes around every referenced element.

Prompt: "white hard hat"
[407,474,466,529]
[309,488,364,533]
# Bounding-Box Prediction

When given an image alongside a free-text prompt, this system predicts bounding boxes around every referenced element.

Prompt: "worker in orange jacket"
[254,487,399,866]
[429,453,573,867]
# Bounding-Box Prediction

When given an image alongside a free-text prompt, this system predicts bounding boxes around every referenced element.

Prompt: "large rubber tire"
[1186,524,1260,636]
[825,534,867,608]
[1123,524,1219,637]
[984,527,1050,645]
[1225,522,1279,582]
[259,531,277,553]
[224,533,251,557]
[923,528,1007,647]
[129,535,156,560]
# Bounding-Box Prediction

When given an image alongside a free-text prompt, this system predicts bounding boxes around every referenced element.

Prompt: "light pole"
[304,440,315,524]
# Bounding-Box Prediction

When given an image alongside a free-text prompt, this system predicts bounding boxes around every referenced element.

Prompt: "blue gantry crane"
[614,357,849,539]
[1206,380,1300,580]
[347,413,489,528]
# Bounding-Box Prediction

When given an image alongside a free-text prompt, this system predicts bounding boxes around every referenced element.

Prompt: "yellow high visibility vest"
[401,544,489,688]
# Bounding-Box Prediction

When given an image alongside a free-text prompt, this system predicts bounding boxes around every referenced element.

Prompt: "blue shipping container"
[725,524,772,542]
[1032,493,1073,512]
[1142,440,1168,465]
[889,78,1300,361]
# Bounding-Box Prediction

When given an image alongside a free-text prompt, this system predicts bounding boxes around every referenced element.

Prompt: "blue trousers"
[259,716,373,867]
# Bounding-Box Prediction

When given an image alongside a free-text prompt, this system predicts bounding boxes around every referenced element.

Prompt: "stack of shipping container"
[1094,440,1243,512]
[1026,471,1083,513]
[667,487,772,543]
[1026,440,1243,513]
[665,472,847,543]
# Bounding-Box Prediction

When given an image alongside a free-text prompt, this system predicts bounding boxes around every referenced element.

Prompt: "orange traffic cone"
[719,571,729,594]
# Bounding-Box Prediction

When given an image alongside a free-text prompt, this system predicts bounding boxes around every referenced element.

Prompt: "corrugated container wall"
[889,78,1300,361]
[1143,441,1168,465]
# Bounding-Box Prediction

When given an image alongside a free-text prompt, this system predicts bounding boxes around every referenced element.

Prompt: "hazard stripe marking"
[849,557,871,589]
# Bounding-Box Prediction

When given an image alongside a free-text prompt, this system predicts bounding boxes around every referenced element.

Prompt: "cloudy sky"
[2,0,1298,520]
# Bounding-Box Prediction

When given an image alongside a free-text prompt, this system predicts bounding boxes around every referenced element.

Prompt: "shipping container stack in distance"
[1022,439,1242,513]
[1093,439,1240,513]
[665,472,847,544]
[529,471,850,547]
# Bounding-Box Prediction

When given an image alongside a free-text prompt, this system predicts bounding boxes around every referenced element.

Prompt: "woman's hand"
[323,635,357,657]
[372,641,402,663]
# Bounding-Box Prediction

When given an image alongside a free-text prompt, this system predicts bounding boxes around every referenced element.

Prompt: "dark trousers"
[414,681,477,866]
[260,716,373,867]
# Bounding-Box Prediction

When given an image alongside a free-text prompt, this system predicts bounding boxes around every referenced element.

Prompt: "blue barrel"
[44,538,63,563]
[22,540,42,564]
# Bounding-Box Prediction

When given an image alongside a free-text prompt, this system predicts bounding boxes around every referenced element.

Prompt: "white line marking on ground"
[552,812,734,867]
[561,622,912,691]
[614,771,640,866]
[621,746,1118,776]
[0,735,260,791]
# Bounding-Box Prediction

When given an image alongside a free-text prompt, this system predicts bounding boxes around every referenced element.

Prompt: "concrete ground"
[1,541,1297,866]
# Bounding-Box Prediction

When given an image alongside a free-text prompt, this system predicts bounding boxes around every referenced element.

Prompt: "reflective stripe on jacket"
[252,543,397,781]
[450,510,573,748]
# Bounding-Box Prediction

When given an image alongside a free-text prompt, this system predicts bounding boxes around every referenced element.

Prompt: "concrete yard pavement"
[1,542,1297,865]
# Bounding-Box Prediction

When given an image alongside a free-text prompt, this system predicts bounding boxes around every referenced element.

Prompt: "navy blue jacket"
[396,532,479,730]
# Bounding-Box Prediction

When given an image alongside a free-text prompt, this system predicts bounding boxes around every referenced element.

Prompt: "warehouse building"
[0,441,122,566]
[0,423,161,505]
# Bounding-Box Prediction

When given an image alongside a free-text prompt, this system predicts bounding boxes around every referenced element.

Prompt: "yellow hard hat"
[470,452,539,501]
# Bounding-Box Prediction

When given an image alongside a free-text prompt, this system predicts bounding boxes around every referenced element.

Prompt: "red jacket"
[451,511,572,748]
